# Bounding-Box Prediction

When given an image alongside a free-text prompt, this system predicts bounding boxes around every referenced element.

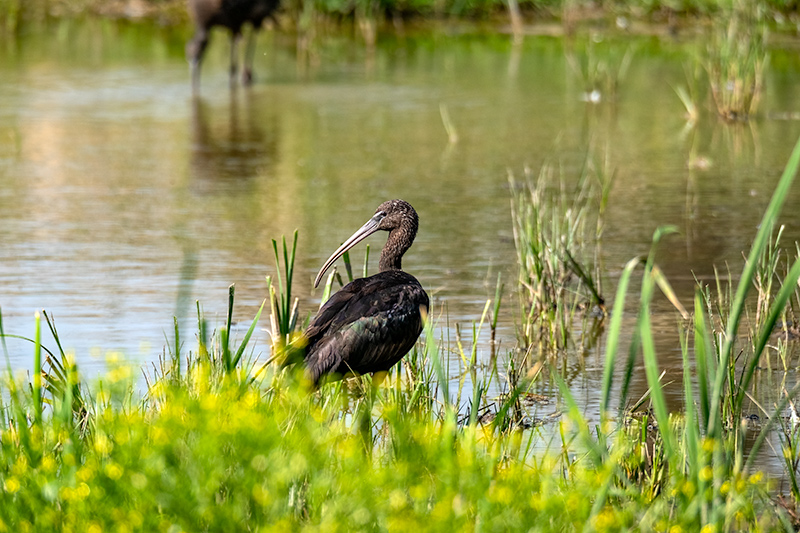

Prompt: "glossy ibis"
[186,0,280,91]
[303,200,430,386]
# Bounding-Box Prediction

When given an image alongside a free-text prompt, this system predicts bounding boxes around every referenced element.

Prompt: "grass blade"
[693,292,712,429]
[33,310,42,425]
[709,135,800,437]
[638,226,679,462]
[232,299,266,368]
[224,284,235,371]
[737,256,800,414]
[600,256,640,417]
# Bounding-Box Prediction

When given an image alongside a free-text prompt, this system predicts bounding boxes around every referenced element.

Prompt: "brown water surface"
[2,19,800,471]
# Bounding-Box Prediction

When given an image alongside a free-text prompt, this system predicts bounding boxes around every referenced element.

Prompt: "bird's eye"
[370,210,387,225]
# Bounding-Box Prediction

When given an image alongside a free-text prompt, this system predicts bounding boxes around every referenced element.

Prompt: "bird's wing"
[303,274,427,384]
[303,277,368,347]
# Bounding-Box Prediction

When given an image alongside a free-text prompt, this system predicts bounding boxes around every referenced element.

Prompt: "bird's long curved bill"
[314,214,384,287]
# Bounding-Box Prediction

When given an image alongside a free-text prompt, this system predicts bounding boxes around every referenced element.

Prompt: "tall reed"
[509,149,609,358]
[704,0,768,121]
[589,134,800,529]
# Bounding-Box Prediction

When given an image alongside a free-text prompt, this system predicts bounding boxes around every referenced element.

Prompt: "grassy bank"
[0,318,785,531]
[1,0,799,28]
[0,363,782,531]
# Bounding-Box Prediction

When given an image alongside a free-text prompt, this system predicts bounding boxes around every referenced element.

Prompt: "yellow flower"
[490,485,513,505]
[115,429,130,446]
[12,456,29,476]
[128,511,143,528]
[76,483,91,500]
[566,493,581,512]
[105,462,124,480]
[94,434,113,455]
[77,464,96,483]
[150,426,168,446]
[3,477,20,493]
[389,489,407,511]
[244,390,259,409]
[529,493,542,511]
[592,508,617,531]
[252,484,271,506]
[40,455,56,474]
[201,394,218,411]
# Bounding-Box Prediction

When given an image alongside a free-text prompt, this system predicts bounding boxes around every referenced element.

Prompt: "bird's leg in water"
[229,32,242,86]
[243,28,257,84]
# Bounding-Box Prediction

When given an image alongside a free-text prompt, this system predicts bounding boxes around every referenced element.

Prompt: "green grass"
[0,314,788,531]
[0,326,783,532]
[703,0,768,121]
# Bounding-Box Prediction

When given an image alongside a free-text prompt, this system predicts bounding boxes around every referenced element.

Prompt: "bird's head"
[313,199,419,288]
[373,199,418,233]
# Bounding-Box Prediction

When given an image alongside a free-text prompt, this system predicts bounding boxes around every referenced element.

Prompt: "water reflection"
[188,91,278,189]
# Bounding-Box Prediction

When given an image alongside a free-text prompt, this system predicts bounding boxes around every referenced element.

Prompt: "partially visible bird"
[186,0,280,92]
[303,200,430,386]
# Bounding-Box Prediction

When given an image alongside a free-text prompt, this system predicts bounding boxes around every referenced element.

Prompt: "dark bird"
[303,200,430,386]
[186,0,280,92]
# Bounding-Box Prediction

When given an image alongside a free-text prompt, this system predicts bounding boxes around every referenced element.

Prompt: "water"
[2,18,800,471]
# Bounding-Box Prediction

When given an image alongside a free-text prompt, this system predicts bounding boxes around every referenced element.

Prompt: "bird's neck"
[379,251,402,272]
[379,225,415,272]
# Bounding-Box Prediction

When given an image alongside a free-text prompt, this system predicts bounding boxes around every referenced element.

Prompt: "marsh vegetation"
[2,136,800,529]
[2,0,800,530]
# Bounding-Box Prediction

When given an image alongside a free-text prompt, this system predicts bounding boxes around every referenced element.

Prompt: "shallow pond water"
[2,18,800,474]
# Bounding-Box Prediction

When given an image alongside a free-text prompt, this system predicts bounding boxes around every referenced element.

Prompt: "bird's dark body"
[304,271,428,385]
[186,0,280,89]
[302,199,428,386]
[188,0,276,33]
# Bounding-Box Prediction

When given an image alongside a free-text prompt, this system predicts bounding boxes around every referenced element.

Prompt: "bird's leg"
[186,30,209,95]
[229,31,242,87]
[243,27,258,85]
[356,378,378,456]
[190,58,202,95]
